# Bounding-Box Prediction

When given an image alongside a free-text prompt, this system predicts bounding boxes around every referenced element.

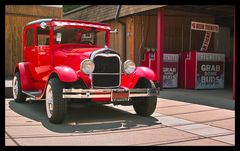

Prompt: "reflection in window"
[53,26,106,47]
[37,27,50,46]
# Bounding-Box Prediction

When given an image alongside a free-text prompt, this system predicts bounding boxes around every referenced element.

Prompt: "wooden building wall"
[102,8,215,65]
[106,16,136,62]
[133,13,158,65]
[132,9,215,65]
[107,20,124,59]
[164,9,215,53]
[5,5,62,77]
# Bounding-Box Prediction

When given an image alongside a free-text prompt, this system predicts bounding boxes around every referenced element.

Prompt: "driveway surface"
[5,96,235,146]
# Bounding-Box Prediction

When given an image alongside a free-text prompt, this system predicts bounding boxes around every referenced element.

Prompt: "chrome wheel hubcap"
[13,76,18,99]
[46,84,53,118]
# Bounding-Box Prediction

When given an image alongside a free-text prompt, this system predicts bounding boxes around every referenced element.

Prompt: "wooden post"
[129,16,134,61]
[157,8,164,89]
[126,16,135,61]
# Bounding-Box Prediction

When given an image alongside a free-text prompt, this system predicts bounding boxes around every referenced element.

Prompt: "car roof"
[26,18,110,27]
[26,18,53,26]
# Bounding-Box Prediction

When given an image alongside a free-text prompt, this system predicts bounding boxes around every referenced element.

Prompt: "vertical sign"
[200,31,212,52]
[196,52,225,89]
[163,54,179,88]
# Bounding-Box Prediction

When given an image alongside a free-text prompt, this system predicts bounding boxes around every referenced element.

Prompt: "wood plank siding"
[64,5,164,63]
[64,5,165,22]
[164,9,215,53]
[5,5,62,77]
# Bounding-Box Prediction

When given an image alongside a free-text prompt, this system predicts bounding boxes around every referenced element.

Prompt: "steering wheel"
[81,41,94,45]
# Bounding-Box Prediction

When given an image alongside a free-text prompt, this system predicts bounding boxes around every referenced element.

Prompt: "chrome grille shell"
[91,53,121,88]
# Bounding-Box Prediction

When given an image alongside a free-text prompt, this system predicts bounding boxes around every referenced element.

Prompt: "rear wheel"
[13,72,27,103]
[132,78,157,116]
[46,78,67,124]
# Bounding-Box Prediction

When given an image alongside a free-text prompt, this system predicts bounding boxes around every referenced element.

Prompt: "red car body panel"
[15,62,34,91]
[15,19,158,101]
[121,67,158,89]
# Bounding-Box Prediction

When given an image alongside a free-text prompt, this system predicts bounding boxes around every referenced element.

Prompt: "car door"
[23,27,39,81]
[35,26,51,82]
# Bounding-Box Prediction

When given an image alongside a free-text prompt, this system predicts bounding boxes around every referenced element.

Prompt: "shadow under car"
[8,99,161,133]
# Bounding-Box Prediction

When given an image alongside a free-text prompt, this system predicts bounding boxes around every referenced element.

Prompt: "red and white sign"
[200,31,212,52]
[196,52,225,89]
[191,21,219,32]
[163,54,179,88]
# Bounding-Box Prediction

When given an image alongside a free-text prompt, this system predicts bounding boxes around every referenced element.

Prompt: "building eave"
[63,5,91,16]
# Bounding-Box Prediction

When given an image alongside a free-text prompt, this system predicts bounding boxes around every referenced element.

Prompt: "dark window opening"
[37,27,50,46]
[26,28,34,47]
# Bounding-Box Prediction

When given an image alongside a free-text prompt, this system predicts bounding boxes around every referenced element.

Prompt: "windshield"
[54,26,107,47]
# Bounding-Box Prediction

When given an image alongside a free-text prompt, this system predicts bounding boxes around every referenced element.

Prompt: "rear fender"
[121,66,157,88]
[15,62,34,91]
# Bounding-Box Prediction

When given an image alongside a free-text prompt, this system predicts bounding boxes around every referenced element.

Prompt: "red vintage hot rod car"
[13,19,160,123]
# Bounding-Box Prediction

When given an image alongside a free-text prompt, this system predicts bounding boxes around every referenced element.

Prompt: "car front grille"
[92,53,120,88]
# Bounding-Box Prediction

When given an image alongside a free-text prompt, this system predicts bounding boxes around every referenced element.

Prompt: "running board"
[22,90,42,99]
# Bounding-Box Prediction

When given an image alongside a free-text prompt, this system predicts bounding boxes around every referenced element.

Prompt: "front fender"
[134,66,158,81]
[121,66,157,88]
[52,66,78,82]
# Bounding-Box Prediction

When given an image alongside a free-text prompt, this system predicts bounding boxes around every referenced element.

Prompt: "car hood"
[54,45,102,59]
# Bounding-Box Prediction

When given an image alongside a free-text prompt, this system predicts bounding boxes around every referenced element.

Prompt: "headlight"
[123,60,136,74]
[80,59,95,74]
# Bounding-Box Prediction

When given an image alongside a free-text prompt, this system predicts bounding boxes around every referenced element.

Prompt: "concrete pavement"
[160,88,234,110]
[5,79,12,98]
[5,97,235,146]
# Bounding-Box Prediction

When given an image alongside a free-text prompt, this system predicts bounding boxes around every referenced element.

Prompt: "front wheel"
[45,78,67,124]
[132,79,157,116]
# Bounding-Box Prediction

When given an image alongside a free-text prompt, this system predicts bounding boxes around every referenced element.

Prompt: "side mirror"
[40,22,47,29]
[110,29,118,33]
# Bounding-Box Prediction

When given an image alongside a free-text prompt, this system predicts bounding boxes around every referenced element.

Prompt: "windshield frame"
[51,21,110,47]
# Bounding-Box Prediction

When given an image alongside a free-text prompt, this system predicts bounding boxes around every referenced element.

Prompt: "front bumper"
[62,88,160,99]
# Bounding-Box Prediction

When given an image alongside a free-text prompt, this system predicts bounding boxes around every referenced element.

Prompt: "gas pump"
[141,47,158,74]
[141,48,179,88]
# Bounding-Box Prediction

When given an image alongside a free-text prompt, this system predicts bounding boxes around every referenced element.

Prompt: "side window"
[26,28,34,47]
[37,27,50,46]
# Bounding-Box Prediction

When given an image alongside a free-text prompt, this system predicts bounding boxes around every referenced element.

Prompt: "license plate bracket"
[111,89,129,102]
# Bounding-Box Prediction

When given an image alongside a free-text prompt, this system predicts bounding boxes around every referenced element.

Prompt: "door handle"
[38,52,46,55]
